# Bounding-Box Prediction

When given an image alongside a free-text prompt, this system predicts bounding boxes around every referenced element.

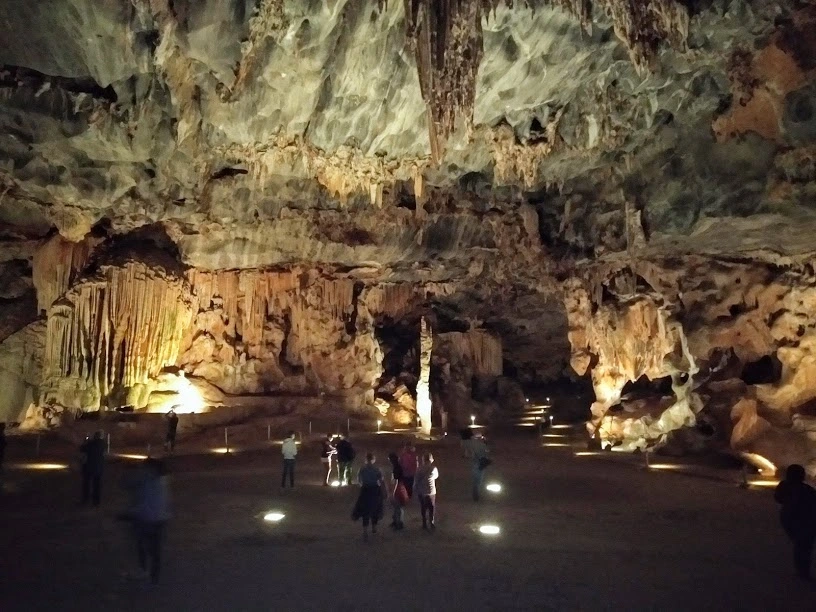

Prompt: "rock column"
[417,316,433,435]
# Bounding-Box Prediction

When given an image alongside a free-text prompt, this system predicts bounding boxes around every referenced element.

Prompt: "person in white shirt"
[415,453,439,530]
[281,431,298,488]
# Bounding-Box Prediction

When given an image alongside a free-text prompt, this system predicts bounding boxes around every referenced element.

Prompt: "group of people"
[279,431,358,489]
[278,430,494,541]
[352,445,438,540]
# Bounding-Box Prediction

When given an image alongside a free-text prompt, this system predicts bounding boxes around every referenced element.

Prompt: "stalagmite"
[417,316,433,435]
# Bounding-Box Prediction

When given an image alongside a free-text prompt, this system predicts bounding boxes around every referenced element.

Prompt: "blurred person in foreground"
[774,464,816,581]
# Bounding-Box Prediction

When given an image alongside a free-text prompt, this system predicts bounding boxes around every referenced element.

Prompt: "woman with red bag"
[388,452,408,530]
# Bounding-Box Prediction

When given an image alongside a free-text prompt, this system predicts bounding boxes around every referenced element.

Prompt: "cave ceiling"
[0,0,815,375]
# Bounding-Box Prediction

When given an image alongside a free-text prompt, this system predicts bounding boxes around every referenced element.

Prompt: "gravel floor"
[1,433,813,611]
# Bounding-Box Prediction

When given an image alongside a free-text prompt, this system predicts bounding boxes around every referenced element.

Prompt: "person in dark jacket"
[164,409,179,452]
[80,431,106,506]
[130,458,171,584]
[774,464,816,580]
[388,452,407,530]
[352,453,385,541]
[335,435,356,486]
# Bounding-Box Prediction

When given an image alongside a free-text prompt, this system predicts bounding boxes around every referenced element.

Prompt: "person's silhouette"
[775,464,816,580]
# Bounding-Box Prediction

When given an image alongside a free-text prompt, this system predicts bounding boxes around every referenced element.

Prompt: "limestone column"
[417,317,433,435]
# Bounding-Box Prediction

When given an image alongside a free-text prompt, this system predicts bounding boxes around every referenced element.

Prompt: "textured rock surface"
[0,0,815,471]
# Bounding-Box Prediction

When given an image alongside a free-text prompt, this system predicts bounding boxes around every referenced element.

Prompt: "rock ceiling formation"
[1,0,816,472]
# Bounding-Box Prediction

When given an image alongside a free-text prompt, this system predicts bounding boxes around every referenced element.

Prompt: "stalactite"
[396,0,686,163]
[187,270,360,347]
[226,0,289,99]
[364,283,418,318]
[417,316,433,435]
[43,262,194,406]
[404,0,486,163]
[596,0,688,73]
[32,234,95,313]
[442,330,503,375]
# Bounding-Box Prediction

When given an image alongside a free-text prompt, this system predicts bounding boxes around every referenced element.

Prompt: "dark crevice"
[741,354,783,385]
[0,65,118,103]
[210,166,249,180]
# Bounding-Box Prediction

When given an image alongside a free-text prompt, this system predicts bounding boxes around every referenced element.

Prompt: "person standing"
[320,435,336,486]
[774,464,816,580]
[164,409,179,453]
[415,452,439,530]
[281,431,297,489]
[131,458,171,584]
[465,433,490,502]
[352,453,385,541]
[399,443,418,499]
[335,435,356,486]
[80,431,106,506]
[387,452,407,530]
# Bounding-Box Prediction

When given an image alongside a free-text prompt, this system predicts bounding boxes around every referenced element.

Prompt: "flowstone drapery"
[41,261,194,411]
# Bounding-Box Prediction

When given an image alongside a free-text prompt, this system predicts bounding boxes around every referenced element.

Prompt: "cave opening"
[740,353,783,385]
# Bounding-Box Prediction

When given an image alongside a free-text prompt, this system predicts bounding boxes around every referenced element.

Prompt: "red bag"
[394,482,409,505]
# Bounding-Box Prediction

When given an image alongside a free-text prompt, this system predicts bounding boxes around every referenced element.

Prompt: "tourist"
[774,464,816,580]
[320,434,336,486]
[79,431,106,506]
[465,432,490,501]
[335,434,356,486]
[281,431,297,488]
[388,452,407,530]
[164,409,179,452]
[415,452,439,530]
[131,458,171,584]
[352,453,385,541]
[399,443,418,499]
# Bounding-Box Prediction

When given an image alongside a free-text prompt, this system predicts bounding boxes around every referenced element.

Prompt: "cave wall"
[566,257,816,472]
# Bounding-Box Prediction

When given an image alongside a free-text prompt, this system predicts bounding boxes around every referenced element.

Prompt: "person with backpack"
[334,434,355,486]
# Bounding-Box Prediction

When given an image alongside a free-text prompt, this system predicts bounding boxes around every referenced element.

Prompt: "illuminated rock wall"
[40,260,194,412]
[565,258,816,472]
[179,270,384,399]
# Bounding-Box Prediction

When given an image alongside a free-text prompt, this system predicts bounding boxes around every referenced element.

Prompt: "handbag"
[394,482,409,505]
[478,456,492,471]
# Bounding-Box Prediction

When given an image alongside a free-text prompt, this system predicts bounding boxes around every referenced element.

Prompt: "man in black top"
[335,435,356,486]
[80,431,106,506]
[165,409,179,452]
[775,464,816,580]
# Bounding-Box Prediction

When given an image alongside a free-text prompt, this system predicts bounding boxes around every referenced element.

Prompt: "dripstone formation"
[1,0,816,472]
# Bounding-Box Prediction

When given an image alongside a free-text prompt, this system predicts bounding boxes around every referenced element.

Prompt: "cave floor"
[0,434,812,612]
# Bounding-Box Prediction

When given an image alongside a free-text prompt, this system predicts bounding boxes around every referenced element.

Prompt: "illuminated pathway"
[0,434,810,611]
